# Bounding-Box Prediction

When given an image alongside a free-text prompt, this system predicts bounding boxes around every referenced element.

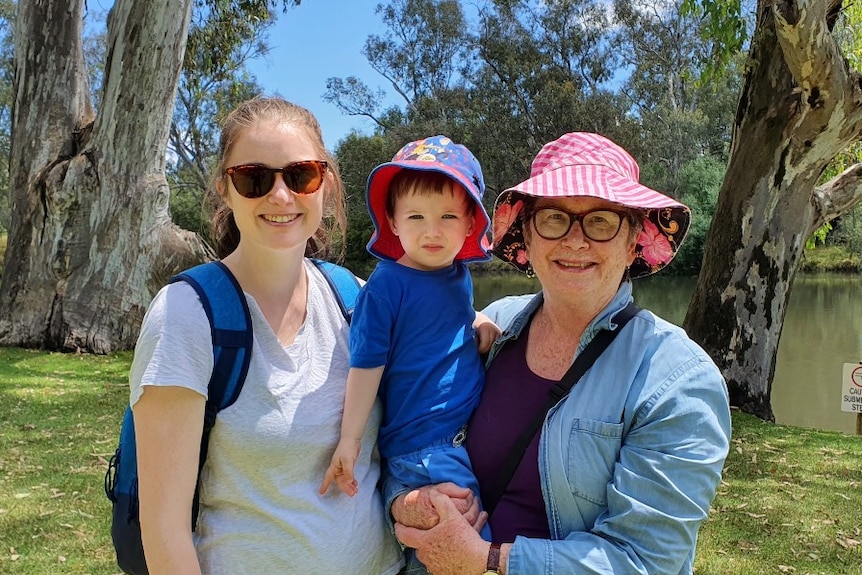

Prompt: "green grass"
[1,347,861,574]
[1,347,132,575]
[696,413,862,574]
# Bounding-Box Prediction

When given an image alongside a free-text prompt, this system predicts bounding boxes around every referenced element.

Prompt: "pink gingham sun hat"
[493,132,691,279]
[366,135,492,263]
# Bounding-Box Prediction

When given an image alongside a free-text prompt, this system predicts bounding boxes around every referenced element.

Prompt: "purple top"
[467,330,554,543]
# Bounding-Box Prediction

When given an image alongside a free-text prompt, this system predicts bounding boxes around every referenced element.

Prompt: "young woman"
[130,97,403,574]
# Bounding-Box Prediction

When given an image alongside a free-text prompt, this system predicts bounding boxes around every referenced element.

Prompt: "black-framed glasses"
[225,160,328,198]
[532,207,625,242]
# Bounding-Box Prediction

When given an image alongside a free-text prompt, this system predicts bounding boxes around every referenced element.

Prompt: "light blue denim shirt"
[482,282,731,575]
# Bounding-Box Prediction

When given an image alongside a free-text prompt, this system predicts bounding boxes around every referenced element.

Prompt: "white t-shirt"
[130,260,403,575]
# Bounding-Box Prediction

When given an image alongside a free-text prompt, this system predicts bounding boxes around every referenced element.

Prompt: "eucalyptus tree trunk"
[684,0,862,420]
[0,0,211,353]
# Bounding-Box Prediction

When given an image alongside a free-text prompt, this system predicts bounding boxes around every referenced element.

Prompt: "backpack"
[104,259,360,575]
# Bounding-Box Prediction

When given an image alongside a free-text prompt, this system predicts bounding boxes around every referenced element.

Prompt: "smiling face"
[219,119,329,257]
[387,180,475,271]
[525,196,638,310]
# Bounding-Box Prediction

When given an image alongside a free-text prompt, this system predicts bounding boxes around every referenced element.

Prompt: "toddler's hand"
[473,312,501,355]
[319,439,361,496]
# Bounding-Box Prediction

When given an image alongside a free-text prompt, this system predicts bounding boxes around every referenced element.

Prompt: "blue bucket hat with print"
[365,135,492,263]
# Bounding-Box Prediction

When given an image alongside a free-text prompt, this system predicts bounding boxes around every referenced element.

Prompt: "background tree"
[819,143,862,259]
[469,0,630,193]
[82,6,107,111]
[607,0,740,277]
[329,0,717,272]
[814,0,862,260]
[0,0,297,353]
[0,0,17,236]
[665,156,725,275]
[329,0,636,195]
[612,0,741,190]
[325,0,471,132]
[684,0,862,420]
[167,3,272,236]
[333,133,394,272]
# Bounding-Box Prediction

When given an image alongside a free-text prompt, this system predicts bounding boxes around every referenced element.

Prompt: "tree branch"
[810,162,862,230]
[772,0,856,119]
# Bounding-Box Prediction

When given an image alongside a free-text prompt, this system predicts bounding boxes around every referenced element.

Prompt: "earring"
[623,265,631,283]
[526,263,536,278]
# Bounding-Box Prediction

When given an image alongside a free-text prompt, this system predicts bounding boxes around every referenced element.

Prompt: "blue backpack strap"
[169,261,252,527]
[312,259,361,322]
[171,261,253,412]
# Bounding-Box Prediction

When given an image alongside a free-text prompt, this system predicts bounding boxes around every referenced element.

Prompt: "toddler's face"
[388,183,474,271]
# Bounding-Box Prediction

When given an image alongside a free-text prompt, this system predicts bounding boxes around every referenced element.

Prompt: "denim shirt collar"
[485,281,635,367]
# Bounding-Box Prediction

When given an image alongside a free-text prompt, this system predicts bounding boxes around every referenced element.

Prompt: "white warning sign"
[841,363,862,413]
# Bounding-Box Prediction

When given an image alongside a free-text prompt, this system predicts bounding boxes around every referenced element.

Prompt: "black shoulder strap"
[169,261,253,529]
[483,302,641,516]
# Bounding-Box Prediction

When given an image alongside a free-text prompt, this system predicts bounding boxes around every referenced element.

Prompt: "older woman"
[393,132,731,575]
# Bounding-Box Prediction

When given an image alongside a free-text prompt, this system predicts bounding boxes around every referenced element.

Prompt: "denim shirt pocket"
[565,418,624,506]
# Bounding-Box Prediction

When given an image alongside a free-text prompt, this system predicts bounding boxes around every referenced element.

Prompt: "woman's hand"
[391,483,485,531]
[395,490,491,575]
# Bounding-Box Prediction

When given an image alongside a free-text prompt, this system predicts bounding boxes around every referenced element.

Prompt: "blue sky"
[246,1,399,149]
[88,1,396,150]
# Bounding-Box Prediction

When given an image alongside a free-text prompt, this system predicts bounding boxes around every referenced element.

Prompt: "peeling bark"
[684,0,862,420]
[0,0,210,353]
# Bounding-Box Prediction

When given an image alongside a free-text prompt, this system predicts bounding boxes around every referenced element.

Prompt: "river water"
[473,273,862,435]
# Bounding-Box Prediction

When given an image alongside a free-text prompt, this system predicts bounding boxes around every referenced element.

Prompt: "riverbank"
[800,244,861,272]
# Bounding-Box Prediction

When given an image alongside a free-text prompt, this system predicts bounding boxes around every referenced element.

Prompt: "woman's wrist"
[499,543,511,575]
[479,541,511,575]
[390,493,407,524]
